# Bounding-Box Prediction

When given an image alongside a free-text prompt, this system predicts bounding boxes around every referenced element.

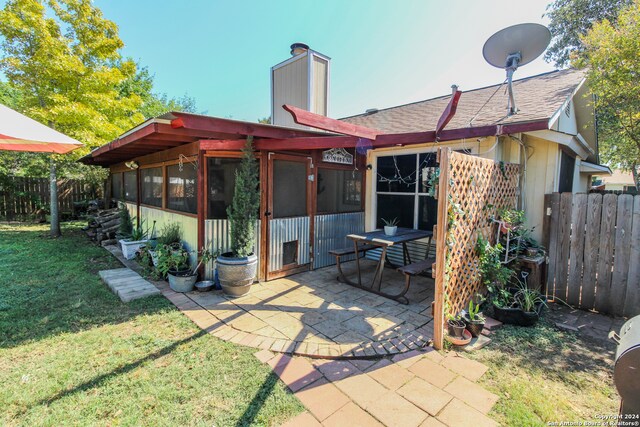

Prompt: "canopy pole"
[50,157,61,237]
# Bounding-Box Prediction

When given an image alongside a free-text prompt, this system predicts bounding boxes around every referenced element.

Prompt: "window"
[375,152,438,230]
[141,167,163,207]
[207,157,241,219]
[317,168,362,213]
[123,170,137,202]
[167,164,197,214]
[111,172,122,200]
[558,151,575,193]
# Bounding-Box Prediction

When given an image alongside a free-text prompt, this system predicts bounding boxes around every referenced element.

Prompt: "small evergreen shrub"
[227,137,260,257]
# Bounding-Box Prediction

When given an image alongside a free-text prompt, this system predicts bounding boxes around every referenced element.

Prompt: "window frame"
[374,152,438,229]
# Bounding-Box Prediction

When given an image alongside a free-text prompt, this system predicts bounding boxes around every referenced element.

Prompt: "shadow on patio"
[167,259,435,358]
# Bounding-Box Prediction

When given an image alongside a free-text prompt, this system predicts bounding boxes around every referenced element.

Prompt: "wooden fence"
[545,192,640,317]
[433,149,520,349]
[0,176,98,220]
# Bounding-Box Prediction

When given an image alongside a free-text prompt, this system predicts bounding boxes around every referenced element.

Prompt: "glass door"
[266,153,313,279]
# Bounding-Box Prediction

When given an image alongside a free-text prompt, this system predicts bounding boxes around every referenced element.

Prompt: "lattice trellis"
[433,148,520,349]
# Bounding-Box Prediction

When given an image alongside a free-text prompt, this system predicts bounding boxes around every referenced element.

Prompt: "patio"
[161,259,435,358]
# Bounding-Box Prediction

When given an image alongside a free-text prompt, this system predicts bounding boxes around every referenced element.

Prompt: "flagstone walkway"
[260,348,499,427]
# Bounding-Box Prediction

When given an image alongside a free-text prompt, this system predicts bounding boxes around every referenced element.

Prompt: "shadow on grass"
[0,222,171,348]
[16,329,208,416]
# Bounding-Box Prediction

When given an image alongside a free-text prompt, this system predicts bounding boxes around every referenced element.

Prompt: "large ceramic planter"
[119,239,148,260]
[384,226,397,236]
[217,252,257,297]
[168,269,197,293]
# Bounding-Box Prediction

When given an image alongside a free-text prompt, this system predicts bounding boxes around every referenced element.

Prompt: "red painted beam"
[199,139,246,151]
[435,90,462,135]
[282,104,381,139]
[171,112,323,140]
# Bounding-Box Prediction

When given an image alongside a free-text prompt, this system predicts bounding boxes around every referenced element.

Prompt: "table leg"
[353,240,362,288]
[371,245,387,292]
[403,242,412,265]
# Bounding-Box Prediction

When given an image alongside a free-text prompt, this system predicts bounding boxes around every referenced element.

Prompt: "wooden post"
[197,148,205,278]
[433,148,450,350]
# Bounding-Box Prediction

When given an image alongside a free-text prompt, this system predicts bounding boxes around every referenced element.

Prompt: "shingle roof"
[340,69,585,133]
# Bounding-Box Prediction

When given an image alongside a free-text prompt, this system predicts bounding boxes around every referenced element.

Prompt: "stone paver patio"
[266,348,499,427]
[161,259,435,358]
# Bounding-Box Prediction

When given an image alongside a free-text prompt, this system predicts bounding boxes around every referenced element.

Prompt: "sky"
[93,0,557,122]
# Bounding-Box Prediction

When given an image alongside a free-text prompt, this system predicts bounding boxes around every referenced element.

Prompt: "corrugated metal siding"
[203,219,260,280]
[365,239,434,266]
[313,212,365,269]
[268,216,310,272]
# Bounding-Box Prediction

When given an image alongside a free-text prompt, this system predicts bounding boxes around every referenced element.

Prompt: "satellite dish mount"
[483,23,551,116]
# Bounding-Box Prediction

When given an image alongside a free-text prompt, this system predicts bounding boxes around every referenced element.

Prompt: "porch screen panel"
[111,172,122,200]
[317,168,362,213]
[141,167,163,207]
[167,164,197,214]
[273,160,307,218]
[123,170,137,202]
[207,157,241,219]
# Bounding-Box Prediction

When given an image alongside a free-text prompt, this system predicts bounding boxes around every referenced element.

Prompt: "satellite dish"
[482,23,551,115]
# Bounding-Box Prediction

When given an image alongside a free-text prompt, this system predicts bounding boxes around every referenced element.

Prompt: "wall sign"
[322,147,353,165]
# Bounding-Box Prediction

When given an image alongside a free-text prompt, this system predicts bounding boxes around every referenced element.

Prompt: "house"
[80,44,609,281]
[592,169,637,194]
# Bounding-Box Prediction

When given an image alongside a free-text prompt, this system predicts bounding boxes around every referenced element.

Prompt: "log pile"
[86,208,120,246]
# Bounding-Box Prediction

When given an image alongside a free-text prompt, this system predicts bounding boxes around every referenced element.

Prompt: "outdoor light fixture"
[125,161,139,170]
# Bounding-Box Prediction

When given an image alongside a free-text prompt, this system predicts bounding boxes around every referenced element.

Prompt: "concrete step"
[99,268,161,302]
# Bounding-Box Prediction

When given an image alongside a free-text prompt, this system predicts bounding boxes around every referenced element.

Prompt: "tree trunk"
[633,164,640,192]
[50,158,61,237]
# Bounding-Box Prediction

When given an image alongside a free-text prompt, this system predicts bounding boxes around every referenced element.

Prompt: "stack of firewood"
[85,208,120,246]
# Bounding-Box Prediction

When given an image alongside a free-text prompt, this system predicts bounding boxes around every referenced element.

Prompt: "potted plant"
[497,208,525,234]
[382,217,399,236]
[165,248,214,293]
[447,314,466,338]
[117,204,149,260]
[491,281,547,326]
[462,296,486,337]
[217,137,260,297]
[148,222,182,266]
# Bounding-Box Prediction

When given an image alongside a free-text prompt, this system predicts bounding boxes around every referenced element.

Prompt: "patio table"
[341,227,433,304]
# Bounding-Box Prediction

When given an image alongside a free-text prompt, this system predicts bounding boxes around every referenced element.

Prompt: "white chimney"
[271,43,330,128]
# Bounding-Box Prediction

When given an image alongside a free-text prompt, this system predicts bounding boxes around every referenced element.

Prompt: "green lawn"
[0,222,303,426]
[464,318,619,426]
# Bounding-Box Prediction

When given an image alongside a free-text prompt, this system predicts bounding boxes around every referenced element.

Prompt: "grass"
[462,317,619,426]
[0,222,303,426]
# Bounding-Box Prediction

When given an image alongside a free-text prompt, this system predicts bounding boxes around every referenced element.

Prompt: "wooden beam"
[433,147,450,350]
[283,104,381,139]
[435,90,462,135]
[171,112,323,140]
[199,139,246,151]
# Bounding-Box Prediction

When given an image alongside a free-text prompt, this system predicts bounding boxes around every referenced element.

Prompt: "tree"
[544,0,632,68]
[257,116,271,124]
[0,0,145,235]
[574,0,640,189]
[120,65,199,119]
